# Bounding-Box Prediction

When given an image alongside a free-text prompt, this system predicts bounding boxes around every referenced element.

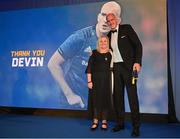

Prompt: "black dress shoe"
[131,128,140,137]
[111,124,125,132]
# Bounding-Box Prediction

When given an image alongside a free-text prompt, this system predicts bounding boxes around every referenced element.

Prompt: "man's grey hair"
[101,1,121,18]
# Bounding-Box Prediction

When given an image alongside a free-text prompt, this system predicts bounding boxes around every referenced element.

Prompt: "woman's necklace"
[104,53,108,61]
[99,49,108,61]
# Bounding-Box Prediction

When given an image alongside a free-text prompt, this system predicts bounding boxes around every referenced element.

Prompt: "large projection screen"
[0,0,167,114]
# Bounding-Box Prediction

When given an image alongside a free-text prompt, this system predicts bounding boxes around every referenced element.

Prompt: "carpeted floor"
[0,114,180,138]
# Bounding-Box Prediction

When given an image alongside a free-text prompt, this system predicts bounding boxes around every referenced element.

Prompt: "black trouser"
[113,62,140,128]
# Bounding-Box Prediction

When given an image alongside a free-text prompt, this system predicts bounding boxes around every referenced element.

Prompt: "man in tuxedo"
[106,2,143,137]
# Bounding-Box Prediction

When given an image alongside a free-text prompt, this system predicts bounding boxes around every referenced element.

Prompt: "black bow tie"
[111,29,117,33]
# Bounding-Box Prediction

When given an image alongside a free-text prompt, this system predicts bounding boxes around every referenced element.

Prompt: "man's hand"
[133,63,141,72]
[66,94,85,108]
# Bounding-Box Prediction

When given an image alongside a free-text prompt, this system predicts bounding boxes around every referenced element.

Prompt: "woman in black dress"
[86,36,112,130]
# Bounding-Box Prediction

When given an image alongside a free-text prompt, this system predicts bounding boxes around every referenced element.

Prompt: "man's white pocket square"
[121,35,126,38]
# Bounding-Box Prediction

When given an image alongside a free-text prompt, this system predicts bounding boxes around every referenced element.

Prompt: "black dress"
[86,50,112,120]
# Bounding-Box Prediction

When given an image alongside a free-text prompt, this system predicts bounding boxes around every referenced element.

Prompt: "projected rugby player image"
[47,2,118,108]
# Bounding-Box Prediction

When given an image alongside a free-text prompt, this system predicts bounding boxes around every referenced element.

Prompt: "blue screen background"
[0,0,168,114]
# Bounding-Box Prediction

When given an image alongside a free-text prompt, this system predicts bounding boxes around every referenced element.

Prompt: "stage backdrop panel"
[0,0,168,114]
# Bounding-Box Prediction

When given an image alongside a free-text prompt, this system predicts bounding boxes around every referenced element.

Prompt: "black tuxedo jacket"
[108,24,142,71]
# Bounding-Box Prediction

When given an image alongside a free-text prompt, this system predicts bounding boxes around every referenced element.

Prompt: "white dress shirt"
[111,26,123,63]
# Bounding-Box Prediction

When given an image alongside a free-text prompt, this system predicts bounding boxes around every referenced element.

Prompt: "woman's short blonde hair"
[96,36,110,53]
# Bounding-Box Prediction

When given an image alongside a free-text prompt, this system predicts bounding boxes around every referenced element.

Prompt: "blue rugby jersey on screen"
[57,25,97,109]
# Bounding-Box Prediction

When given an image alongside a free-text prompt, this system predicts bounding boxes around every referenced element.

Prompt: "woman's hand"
[88,82,93,89]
